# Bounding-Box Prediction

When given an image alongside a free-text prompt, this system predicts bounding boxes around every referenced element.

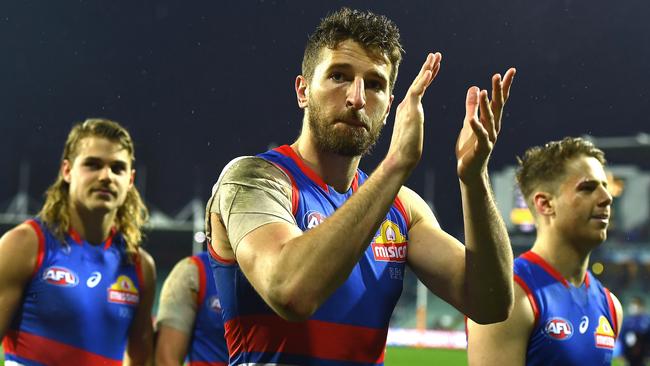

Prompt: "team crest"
[371,220,407,262]
[303,210,326,229]
[594,315,615,349]
[545,317,573,340]
[43,266,79,287]
[107,275,140,305]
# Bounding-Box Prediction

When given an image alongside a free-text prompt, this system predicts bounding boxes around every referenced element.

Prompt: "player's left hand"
[456,68,516,183]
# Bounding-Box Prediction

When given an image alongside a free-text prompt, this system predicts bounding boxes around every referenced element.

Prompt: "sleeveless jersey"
[2,218,144,366]
[209,145,410,365]
[187,252,229,366]
[515,251,618,366]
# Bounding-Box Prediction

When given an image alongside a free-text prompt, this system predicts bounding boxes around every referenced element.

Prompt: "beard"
[307,99,385,157]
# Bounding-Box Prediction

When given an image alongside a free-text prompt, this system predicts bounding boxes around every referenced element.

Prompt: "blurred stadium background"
[2,1,650,365]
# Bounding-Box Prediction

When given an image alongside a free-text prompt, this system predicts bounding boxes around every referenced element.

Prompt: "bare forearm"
[268,160,409,319]
[460,172,513,323]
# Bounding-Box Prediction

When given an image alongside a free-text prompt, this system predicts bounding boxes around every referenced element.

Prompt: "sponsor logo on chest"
[545,317,574,340]
[371,220,407,263]
[107,275,140,306]
[42,267,79,287]
[594,315,616,349]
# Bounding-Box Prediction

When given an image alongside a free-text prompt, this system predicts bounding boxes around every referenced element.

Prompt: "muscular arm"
[459,174,513,323]
[155,258,199,366]
[0,223,40,338]
[408,70,516,324]
[235,161,410,320]
[466,283,534,365]
[124,249,156,366]
[210,53,442,321]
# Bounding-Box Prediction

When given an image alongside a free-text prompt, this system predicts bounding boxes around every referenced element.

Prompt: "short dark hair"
[302,7,404,90]
[516,137,606,208]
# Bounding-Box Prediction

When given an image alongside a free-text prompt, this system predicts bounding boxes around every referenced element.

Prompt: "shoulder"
[0,222,42,275]
[397,186,438,229]
[161,256,200,296]
[217,156,291,188]
[169,257,200,284]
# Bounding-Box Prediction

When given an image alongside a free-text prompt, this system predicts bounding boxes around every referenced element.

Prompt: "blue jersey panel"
[209,145,410,365]
[515,251,617,366]
[3,218,141,366]
[188,252,229,365]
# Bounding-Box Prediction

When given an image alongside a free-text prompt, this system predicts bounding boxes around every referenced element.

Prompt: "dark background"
[2,0,649,249]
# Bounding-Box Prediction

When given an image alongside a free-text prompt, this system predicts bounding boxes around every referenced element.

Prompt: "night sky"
[2,0,649,238]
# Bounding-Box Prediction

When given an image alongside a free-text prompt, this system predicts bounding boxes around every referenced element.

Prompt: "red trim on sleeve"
[603,287,618,337]
[272,162,300,216]
[134,253,145,293]
[207,242,237,265]
[520,251,570,288]
[224,315,386,364]
[3,330,122,366]
[25,220,46,279]
[514,274,540,328]
[393,196,410,230]
[190,256,207,309]
[274,145,329,192]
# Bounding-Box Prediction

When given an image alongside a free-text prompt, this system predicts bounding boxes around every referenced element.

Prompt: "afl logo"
[545,317,573,340]
[303,210,326,229]
[43,266,79,287]
[208,295,222,313]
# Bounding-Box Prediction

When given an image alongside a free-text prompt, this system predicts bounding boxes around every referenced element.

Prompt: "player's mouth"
[92,188,116,198]
[590,213,609,224]
[337,118,369,130]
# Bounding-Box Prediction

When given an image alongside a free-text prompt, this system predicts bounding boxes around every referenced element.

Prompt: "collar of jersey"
[521,250,590,289]
[274,144,359,194]
[68,226,117,250]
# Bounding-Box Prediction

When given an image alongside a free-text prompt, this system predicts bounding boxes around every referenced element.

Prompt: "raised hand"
[386,52,442,174]
[456,68,516,183]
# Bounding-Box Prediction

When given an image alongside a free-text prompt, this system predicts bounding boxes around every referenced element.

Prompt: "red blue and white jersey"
[209,145,410,365]
[515,251,618,366]
[2,218,144,366]
[187,252,228,366]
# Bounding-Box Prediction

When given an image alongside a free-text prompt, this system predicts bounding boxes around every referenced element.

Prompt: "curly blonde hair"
[38,118,148,260]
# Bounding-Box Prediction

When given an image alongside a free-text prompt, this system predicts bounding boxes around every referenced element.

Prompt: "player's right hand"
[385,52,441,175]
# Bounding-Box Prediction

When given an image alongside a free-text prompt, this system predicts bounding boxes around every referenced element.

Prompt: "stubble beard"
[307,100,384,157]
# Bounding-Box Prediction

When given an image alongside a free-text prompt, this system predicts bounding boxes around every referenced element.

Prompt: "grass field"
[385,346,467,365]
[0,346,629,365]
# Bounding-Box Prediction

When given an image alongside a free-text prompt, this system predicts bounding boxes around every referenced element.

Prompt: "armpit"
[206,157,296,253]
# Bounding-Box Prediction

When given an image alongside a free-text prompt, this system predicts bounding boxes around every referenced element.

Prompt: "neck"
[292,137,361,193]
[68,205,116,245]
[531,228,593,287]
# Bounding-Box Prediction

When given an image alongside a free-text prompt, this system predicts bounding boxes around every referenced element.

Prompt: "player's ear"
[533,192,554,217]
[62,159,73,184]
[296,75,309,109]
[382,94,395,125]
